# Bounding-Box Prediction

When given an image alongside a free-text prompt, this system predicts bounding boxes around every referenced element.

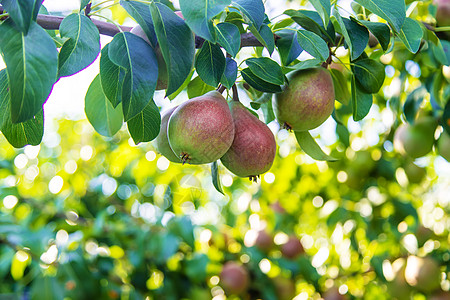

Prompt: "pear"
[220,261,250,295]
[394,117,437,158]
[168,91,235,164]
[130,25,168,90]
[220,101,276,181]
[281,236,304,259]
[155,107,180,162]
[437,131,450,161]
[273,67,335,131]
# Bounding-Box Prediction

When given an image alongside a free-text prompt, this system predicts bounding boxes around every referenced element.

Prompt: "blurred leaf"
[185,254,209,283]
[167,216,195,248]
[403,87,426,124]
[294,131,337,161]
[30,275,65,300]
[211,161,224,195]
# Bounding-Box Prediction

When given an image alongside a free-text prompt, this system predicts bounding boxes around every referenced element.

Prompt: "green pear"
[403,160,426,184]
[273,67,335,131]
[220,102,276,181]
[130,25,168,90]
[405,256,441,293]
[155,107,180,162]
[220,261,250,295]
[437,131,450,161]
[394,117,437,158]
[168,91,235,164]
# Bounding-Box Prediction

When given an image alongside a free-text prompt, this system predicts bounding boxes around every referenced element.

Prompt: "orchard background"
[0,0,449,299]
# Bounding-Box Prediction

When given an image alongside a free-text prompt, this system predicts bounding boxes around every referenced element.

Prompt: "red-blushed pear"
[430,291,450,300]
[155,107,180,162]
[281,236,304,259]
[254,230,274,252]
[393,116,437,159]
[220,101,276,181]
[405,256,441,293]
[219,261,250,295]
[437,131,450,161]
[130,25,168,90]
[168,91,235,164]
[272,276,296,300]
[435,0,450,27]
[273,67,335,131]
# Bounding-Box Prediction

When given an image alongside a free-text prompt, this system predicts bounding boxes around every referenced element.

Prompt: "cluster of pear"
[394,115,450,162]
[156,91,277,181]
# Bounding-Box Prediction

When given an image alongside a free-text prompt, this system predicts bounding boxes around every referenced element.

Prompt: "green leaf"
[167,216,195,248]
[358,20,391,52]
[58,13,100,78]
[296,30,329,62]
[80,0,90,10]
[127,100,160,144]
[168,69,195,100]
[100,44,124,108]
[294,131,337,161]
[120,0,157,48]
[354,0,405,32]
[246,57,284,85]
[336,123,350,147]
[241,68,282,93]
[211,161,224,195]
[149,2,195,96]
[333,13,369,60]
[30,275,65,300]
[221,57,238,90]
[276,30,303,66]
[285,10,328,40]
[249,24,275,55]
[441,99,450,135]
[215,22,241,57]
[309,0,331,27]
[351,76,373,121]
[330,69,350,105]
[187,76,215,99]
[352,58,385,93]
[283,58,322,73]
[231,0,265,29]
[186,254,209,283]
[85,75,123,137]
[195,41,226,87]
[396,18,423,53]
[427,30,449,66]
[403,87,426,124]
[441,40,450,67]
[0,70,44,148]
[0,0,43,34]
[108,32,158,121]
[179,0,231,42]
[0,20,57,123]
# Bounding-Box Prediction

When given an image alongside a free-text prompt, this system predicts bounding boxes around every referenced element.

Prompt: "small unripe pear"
[430,291,450,300]
[405,256,441,293]
[130,25,168,90]
[220,101,276,181]
[281,236,304,259]
[155,107,180,162]
[403,160,426,184]
[273,67,335,131]
[168,91,235,164]
[394,117,437,158]
[220,262,250,295]
[254,230,274,251]
[437,131,450,161]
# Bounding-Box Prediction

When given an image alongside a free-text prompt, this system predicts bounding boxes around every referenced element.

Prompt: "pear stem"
[232,84,240,102]
[217,84,226,94]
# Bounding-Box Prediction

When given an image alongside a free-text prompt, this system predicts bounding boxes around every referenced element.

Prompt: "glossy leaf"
[0,0,43,34]
[295,131,337,161]
[351,76,373,121]
[358,20,391,52]
[149,2,195,96]
[285,9,333,43]
[296,30,329,62]
[120,0,157,48]
[108,32,158,121]
[0,70,44,148]
[221,57,238,90]
[127,100,161,144]
[309,0,331,27]
[100,44,124,108]
[330,69,350,105]
[179,0,231,42]
[276,30,303,66]
[241,68,282,93]
[58,13,101,78]
[0,20,57,123]
[80,0,90,10]
[334,13,369,60]
[195,41,226,87]
[353,58,385,94]
[232,0,265,29]
[85,75,123,137]
[211,161,224,195]
[354,0,405,32]
[249,24,275,55]
[283,58,322,72]
[246,57,284,85]
[215,22,241,57]
[396,18,423,54]
[187,76,214,99]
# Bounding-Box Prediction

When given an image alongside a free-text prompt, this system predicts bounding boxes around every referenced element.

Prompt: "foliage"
[0,0,449,299]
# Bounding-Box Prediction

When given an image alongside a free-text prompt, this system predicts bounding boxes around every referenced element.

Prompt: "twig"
[232,84,239,102]
[217,84,226,93]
